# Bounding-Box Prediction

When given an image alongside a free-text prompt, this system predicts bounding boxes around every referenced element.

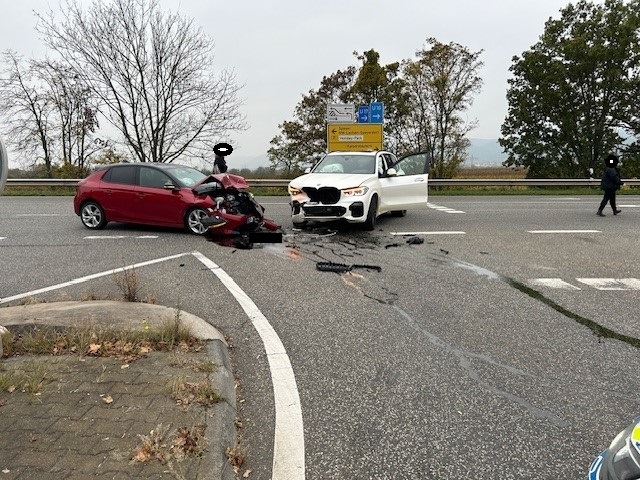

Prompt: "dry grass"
[1,319,202,361]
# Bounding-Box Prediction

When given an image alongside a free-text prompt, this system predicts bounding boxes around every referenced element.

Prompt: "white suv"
[288,150,429,230]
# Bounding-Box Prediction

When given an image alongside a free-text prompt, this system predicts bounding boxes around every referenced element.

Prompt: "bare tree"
[0,51,56,176]
[37,0,247,164]
[36,59,100,172]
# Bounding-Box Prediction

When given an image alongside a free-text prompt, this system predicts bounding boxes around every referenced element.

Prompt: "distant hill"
[466,138,507,166]
[229,138,507,170]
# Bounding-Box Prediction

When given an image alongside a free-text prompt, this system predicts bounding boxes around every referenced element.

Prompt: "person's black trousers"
[598,188,617,212]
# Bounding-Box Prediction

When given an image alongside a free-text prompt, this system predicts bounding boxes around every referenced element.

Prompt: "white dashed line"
[528,230,600,234]
[390,231,466,236]
[84,235,159,239]
[427,202,465,214]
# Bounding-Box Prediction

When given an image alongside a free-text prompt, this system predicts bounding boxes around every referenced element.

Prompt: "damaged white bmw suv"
[288,150,429,230]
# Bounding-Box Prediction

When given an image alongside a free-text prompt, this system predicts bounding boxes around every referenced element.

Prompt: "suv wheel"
[363,196,378,231]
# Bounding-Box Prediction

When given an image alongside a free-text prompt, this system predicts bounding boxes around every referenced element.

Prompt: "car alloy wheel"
[80,201,106,229]
[186,208,209,235]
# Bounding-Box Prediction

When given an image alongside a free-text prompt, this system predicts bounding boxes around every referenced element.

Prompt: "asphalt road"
[1,195,639,479]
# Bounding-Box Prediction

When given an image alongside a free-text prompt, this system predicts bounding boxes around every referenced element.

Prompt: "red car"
[73,163,281,242]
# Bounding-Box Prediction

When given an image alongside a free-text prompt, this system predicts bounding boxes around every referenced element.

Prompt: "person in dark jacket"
[213,153,228,174]
[597,154,624,216]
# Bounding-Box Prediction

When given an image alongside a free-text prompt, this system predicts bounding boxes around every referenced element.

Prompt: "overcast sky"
[1,0,603,166]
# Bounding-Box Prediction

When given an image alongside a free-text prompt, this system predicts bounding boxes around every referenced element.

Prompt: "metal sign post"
[0,138,8,194]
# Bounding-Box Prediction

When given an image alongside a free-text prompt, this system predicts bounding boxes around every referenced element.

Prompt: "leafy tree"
[397,38,483,177]
[501,0,640,178]
[37,0,246,164]
[268,66,356,173]
[269,43,483,178]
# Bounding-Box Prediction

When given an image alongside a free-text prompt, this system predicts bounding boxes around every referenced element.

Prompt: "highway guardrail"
[5,178,640,188]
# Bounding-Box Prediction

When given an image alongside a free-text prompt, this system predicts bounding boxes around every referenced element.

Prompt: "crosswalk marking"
[576,278,640,291]
[530,278,581,290]
[427,202,465,214]
[530,277,640,291]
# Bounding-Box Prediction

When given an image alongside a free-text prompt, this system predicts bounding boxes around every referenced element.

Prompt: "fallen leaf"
[243,469,253,478]
[7,386,15,393]
[87,343,101,355]
[102,395,114,404]
[2,468,10,473]
[120,364,130,369]
[138,346,150,355]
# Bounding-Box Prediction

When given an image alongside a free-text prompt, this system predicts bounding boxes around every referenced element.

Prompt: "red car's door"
[98,165,139,221]
[134,166,190,227]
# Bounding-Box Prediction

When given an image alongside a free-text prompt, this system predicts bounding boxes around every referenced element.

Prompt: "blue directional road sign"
[358,105,370,123]
[369,102,384,123]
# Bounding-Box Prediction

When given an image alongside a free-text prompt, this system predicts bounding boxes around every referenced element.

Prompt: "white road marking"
[391,231,466,236]
[0,253,190,305]
[15,213,65,217]
[427,202,465,214]
[192,252,305,480]
[528,230,600,234]
[576,278,640,291]
[530,278,581,290]
[618,205,640,208]
[1,250,306,479]
[0,237,5,240]
[84,235,159,239]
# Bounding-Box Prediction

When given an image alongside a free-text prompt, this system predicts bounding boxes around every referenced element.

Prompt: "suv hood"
[290,173,373,190]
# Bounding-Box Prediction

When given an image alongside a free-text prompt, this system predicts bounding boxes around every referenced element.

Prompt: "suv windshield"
[313,154,375,174]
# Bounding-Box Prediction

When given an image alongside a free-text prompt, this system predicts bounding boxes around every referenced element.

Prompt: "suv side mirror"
[386,168,397,177]
[304,167,311,174]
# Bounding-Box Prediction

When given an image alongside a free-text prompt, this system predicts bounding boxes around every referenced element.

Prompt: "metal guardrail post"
[0,138,8,194]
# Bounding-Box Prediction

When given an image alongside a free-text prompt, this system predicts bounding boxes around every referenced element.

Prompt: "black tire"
[292,220,308,230]
[391,210,407,217]
[363,196,378,231]
[185,208,209,235]
[80,201,107,230]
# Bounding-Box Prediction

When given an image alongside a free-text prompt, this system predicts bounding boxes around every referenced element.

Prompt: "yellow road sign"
[327,123,383,152]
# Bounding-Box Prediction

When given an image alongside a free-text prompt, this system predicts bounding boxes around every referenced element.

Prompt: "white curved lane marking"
[1,250,306,479]
[192,251,305,480]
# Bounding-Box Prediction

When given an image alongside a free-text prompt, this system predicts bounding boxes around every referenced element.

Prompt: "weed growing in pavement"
[113,266,141,302]
[169,377,223,409]
[132,423,207,464]
[0,361,55,394]
[1,321,202,360]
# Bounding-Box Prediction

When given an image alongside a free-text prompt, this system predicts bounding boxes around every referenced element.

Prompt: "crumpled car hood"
[196,173,249,190]
[289,173,373,190]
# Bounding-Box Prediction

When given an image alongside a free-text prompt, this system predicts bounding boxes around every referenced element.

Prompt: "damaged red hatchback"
[73,163,281,242]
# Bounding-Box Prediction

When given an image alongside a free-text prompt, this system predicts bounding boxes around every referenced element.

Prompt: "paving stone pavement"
[0,302,237,480]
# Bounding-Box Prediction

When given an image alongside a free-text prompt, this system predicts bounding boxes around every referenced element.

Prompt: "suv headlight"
[342,186,369,197]
[288,185,301,196]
